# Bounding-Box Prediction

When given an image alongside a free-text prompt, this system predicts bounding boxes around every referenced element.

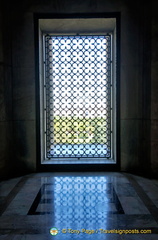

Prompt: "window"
[37,15,119,165]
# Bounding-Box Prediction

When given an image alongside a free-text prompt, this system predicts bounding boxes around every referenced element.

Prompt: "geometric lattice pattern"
[44,35,112,159]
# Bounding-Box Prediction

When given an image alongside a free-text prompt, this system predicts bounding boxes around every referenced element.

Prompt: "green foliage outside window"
[52,116,108,144]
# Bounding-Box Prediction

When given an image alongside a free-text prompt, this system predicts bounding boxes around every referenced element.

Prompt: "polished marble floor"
[0,172,158,239]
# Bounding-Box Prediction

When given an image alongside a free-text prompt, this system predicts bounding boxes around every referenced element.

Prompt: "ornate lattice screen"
[44,34,112,159]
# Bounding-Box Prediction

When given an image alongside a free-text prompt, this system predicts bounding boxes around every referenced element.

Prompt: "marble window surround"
[39,17,117,165]
[0,172,158,240]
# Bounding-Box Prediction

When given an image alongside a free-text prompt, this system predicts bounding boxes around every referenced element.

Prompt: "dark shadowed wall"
[0,0,158,178]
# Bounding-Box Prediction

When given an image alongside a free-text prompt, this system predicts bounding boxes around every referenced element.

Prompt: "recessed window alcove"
[35,13,120,171]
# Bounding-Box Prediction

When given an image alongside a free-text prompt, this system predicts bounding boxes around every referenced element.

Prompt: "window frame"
[34,13,120,172]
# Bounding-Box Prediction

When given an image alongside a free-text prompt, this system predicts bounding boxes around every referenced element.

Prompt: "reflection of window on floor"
[28,176,124,216]
[44,34,113,160]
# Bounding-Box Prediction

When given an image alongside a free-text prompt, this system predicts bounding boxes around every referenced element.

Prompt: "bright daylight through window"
[45,34,112,159]
[39,17,117,164]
